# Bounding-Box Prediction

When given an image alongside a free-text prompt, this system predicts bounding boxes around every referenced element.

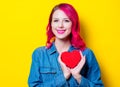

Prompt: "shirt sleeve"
[78,49,104,87]
[28,48,69,87]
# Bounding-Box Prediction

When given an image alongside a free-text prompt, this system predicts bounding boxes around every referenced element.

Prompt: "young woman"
[28,3,104,87]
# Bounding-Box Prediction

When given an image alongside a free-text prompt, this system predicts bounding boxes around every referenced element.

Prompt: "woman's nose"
[58,21,63,28]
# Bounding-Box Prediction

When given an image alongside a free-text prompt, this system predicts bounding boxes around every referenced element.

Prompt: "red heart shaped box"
[61,50,81,68]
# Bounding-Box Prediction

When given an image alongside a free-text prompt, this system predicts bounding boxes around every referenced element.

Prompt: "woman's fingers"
[71,51,86,71]
[79,51,84,58]
[58,54,66,67]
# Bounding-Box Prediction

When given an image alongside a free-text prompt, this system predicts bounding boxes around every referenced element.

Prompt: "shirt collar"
[47,42,57,55]
[47,42,79,55]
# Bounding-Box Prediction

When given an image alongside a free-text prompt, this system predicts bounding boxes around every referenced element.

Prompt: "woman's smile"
[56,28,66,34]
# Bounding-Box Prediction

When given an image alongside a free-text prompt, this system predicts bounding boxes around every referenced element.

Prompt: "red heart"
[61,50,81,68]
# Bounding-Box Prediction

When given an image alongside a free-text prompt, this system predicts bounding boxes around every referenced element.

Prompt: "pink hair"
[46,3,86,51]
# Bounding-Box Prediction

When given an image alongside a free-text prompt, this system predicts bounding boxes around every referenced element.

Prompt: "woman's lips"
[57,30,66,34]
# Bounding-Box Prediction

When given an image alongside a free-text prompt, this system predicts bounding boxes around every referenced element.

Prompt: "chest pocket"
[40,67,57,82]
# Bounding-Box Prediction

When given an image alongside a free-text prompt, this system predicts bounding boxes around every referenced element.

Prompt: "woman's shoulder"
[32,46,47,54]
[82,47,97,60]
[82,47,98,64]
[82,47,94,55]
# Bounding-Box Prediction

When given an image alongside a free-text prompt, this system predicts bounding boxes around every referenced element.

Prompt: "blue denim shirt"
[28,43,104,87]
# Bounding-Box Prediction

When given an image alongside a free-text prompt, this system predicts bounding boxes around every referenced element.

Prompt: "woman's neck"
[54,38,71,54]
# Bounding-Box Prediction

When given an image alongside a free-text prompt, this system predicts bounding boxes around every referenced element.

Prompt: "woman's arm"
[75,49,104,87]
[28,49,69,87]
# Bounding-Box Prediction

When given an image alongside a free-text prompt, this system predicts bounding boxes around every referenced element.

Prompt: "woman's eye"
[64,20,70,22]
[53,20,58,22]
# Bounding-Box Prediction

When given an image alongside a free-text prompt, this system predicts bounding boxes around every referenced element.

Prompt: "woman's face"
[51,9,72,40]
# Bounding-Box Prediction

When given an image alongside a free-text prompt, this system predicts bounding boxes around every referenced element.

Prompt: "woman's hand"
[58,54,71,80]
[70,51,86,83]
[58,51,86,82]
